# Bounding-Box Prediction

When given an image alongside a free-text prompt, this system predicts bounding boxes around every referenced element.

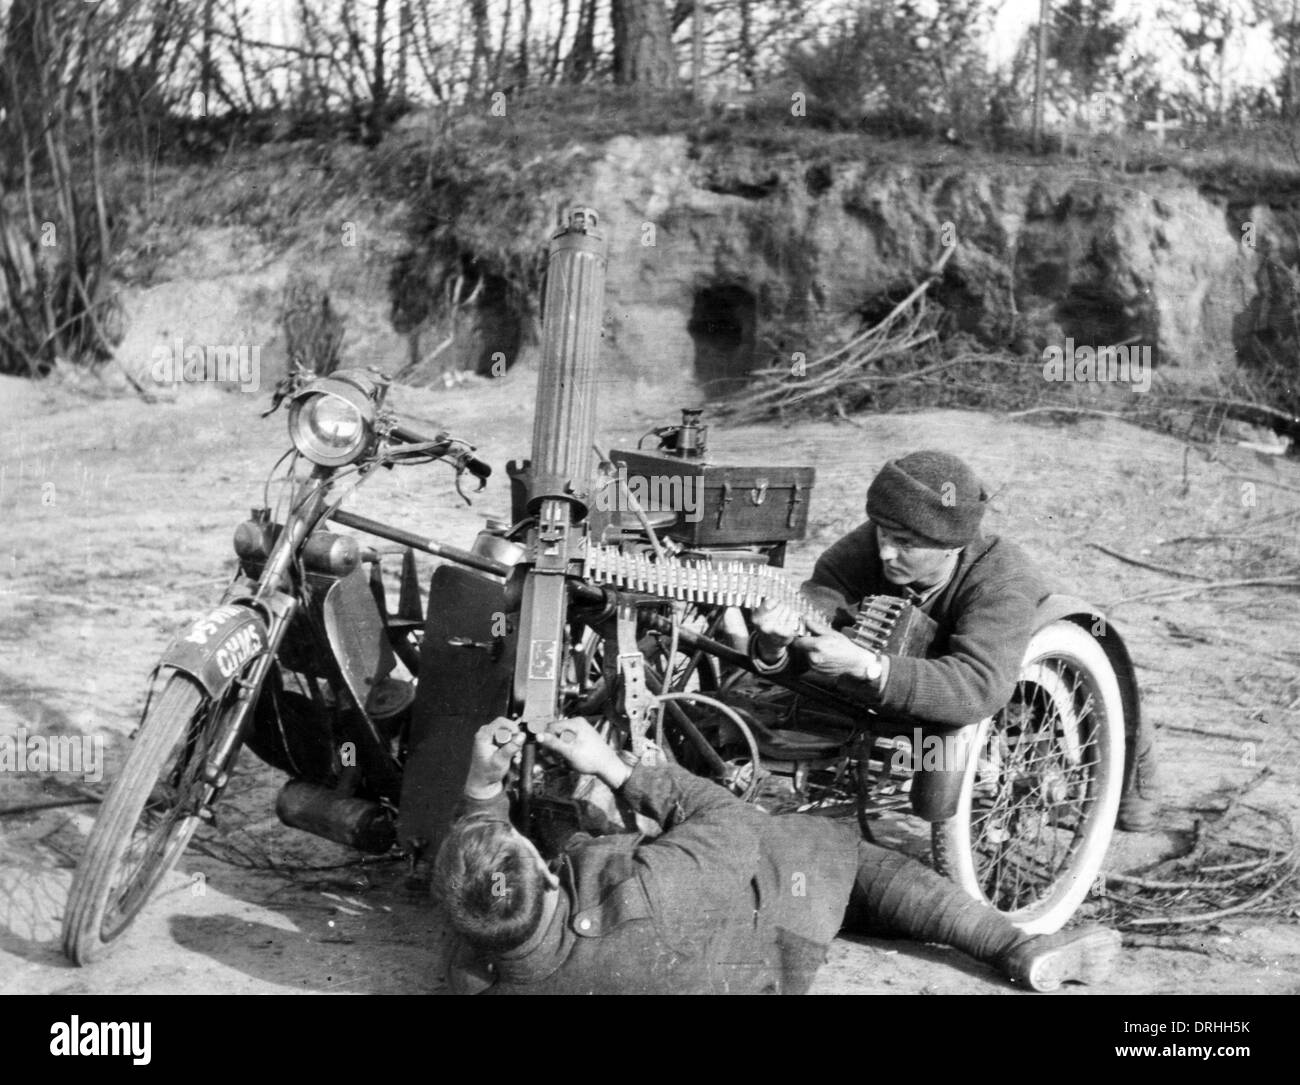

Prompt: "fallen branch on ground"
[1088,542,1214,581]
[0,797,99,817]
[1107,577,1300,609]
[1123,867,1298,928]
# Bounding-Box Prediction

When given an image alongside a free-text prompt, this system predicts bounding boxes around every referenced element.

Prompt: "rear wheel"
[62,672,246,964]
[931,621,1124,935]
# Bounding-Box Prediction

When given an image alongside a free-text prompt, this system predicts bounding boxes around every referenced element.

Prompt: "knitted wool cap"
[866,451,988,548]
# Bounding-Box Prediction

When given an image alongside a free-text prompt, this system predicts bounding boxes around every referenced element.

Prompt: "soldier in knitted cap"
[752,450,1158,832]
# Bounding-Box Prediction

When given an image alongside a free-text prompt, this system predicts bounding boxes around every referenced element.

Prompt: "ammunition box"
[606,449,815,548]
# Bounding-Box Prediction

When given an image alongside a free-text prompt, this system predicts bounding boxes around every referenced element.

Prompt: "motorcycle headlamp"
[286,371,383,467]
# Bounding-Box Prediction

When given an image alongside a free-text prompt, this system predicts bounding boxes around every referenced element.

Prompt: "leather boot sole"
[1012,926,1122,992]
[1024,925,1118,992]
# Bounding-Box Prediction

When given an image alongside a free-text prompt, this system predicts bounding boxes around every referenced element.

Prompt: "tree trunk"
[550,0,570,82]
[611,0,678,88]
[200,0,216,104]
[691,0,702,101]
[518,0,532,83]
[738,0,754,85]
[470,0,491,92]
[1288,0,1298,119]
[373,0,388,107]
[396,0,411,101]
[564,0,597,84]
[493,0,513,88]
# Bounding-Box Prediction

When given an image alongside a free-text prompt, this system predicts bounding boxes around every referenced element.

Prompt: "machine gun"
[398,208,1130,940]
[398,206,931,855]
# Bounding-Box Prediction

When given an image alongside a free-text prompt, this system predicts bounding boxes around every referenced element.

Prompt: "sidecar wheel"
[931,621,1124,935]
[62,674,238,964]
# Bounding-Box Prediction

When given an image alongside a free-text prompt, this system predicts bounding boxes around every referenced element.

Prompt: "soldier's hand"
[537,718,630,788]
[796,627,878,680]
[753,600,799,662]
[465,718,525,796]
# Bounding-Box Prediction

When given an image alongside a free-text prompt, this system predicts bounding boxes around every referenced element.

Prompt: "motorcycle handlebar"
[462,453,492,482]
[388,421,444,448]
[388,422,492,481]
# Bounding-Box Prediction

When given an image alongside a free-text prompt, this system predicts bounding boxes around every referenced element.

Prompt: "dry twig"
[1107,577,1300,609]
[0,796,99,817]
[718,246,961,424]
[1087,542,1213,582]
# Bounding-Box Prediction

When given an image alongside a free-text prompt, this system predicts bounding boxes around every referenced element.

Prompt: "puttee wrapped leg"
[844,841,1024,963]
[844,841,1121,991]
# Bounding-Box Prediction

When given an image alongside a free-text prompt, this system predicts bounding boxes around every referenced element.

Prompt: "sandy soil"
[2,367,1299,996]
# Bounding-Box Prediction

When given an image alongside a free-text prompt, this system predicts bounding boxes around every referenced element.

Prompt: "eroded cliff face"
[559,134,1283,394]
[111,131,1298,402]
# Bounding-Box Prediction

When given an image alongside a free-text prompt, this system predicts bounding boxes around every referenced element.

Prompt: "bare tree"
[0,0,127,377]
[611,0,678,87]
[470,0,492,91]
[565,0,599,82]
[518,0,533,82]
[374,0,389,109]
[396,0,412,101]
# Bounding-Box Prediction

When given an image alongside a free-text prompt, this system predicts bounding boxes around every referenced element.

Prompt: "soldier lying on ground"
[432,717,1121,995]
[750,449,1159,833]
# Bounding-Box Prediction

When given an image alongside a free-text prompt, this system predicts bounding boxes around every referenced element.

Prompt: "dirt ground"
[2,367,1299,996]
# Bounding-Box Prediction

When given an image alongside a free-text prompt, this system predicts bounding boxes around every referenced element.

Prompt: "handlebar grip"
[389,423,491,480]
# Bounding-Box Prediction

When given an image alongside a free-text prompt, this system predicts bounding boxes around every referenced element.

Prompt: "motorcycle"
[62,364,499,963]
[64,206,1137,965]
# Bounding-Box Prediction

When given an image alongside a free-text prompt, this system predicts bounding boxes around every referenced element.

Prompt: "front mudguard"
[156,603,270,701]
[1033,592,1143,763]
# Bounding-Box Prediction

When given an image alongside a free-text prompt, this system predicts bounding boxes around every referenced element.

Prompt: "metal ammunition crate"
[607,449,815,548]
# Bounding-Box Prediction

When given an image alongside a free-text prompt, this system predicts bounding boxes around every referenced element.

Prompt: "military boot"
[1117,708,1160,833]
[1001,925,1122,992]
[849,843,1123,992]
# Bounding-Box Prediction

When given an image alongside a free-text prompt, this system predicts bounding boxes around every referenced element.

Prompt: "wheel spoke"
[965,658,1111,913]
[932,623,1124,934]
[102,692,223,936]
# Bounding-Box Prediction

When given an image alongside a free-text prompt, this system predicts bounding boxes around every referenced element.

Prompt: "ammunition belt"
[581,544,831,625]
[845,594,939,658]
[581,545,938,659]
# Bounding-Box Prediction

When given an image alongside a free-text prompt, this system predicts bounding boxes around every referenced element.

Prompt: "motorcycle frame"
[149,453,506,816]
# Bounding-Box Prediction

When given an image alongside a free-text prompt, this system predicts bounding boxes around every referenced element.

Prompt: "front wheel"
[62,673,245,964]
[931,621,1124,935]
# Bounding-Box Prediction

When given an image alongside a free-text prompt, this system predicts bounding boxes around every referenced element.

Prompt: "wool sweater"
[804,522,1046,727]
